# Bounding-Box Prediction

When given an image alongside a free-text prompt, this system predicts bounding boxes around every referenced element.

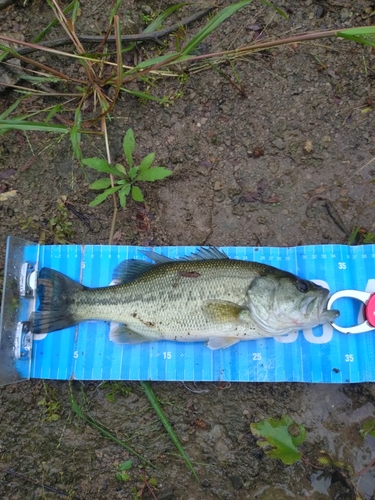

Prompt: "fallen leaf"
[250,415,306,465]
[0,190,17,201]
[0,169,16,179]
[303,185,330,199]
[303,140,313,153]
[246,24,263,31]
[112,230,122,245]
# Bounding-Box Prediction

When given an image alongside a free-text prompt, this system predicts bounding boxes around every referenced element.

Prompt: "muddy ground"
[1,0,375,498]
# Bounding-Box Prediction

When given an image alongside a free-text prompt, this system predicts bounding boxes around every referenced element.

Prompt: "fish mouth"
[301,290,339,322]
[318,291,339,322]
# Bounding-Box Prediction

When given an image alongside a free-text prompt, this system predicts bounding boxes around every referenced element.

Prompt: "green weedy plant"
[102,381,132,403]
[82,128,172,208]
[114,459,133,482]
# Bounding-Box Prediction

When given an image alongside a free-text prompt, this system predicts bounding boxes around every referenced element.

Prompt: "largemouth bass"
[30,247,339,349]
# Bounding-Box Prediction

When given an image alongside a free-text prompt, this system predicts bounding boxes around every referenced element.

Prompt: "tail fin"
[30,268,85,334]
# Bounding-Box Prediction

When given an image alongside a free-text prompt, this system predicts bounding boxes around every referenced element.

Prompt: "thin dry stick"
[100,116,117,245]
[141,470,159,500]
[1,7,215,60]
[344,156,375,184]
[50,0,97,84]
[356,456,375,476]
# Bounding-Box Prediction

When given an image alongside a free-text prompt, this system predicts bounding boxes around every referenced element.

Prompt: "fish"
[29,247,339,350]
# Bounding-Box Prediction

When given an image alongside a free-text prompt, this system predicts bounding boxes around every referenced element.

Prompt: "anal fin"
[206,337,240,350]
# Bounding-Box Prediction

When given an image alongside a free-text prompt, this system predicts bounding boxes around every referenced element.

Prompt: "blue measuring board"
[7,239,375,383]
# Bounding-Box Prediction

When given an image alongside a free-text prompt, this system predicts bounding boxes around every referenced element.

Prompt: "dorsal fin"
[142,246,229,264]
[111,259,155,284]
[140,250,173,264]
[182,246,229,261]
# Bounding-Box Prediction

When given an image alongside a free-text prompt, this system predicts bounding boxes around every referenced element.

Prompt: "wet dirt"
[1,0,375,498]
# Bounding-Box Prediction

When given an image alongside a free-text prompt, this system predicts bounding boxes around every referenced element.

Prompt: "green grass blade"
[337,27,375,47]
[69,383,155,468]
[0,42,19,62]
[71,0,80,26]
[114,15,123,99]
[143,3,186,33]
[0,120,69,133]
[348,227,360,245]
[33,0,75,43]
[109,0,123,25]
[14,75,65,85]
[338,27,375,35]
[259,0,288,20]
[140,381,199,481]
[0,97,24,120]
[121,3,186,52]
[44,104,63,122]
[121,87,168,103]
[131,52,180,70]
[182,0,254,55]
[70,107,82,161]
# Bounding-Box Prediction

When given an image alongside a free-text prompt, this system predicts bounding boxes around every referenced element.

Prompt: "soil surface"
[1,0,375,499]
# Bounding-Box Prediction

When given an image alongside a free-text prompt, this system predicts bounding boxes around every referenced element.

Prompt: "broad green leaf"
[120,183,131,195]
[250,415,306,465]
[360,417,375,438]
[89,178,112,190]
[182,1,253,55]
[89,186,121,207]
[128,166,139,181]
[118,188,127,208]
[119,184,131,207]
[136,167,172,182]
[131,186,144,202]
[139,153,155,172]
[82,158,120,176]
[115,163,126,175]
[123,129,135,168]
[119,460,133,471]
[115,472,130,481]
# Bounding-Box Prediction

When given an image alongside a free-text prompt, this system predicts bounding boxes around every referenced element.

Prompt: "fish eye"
[295,280,309,293]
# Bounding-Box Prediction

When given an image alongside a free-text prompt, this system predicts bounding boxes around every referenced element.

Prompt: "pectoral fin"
[203,300,251,324]
[109,324,151,345]
[206,337,240,350]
